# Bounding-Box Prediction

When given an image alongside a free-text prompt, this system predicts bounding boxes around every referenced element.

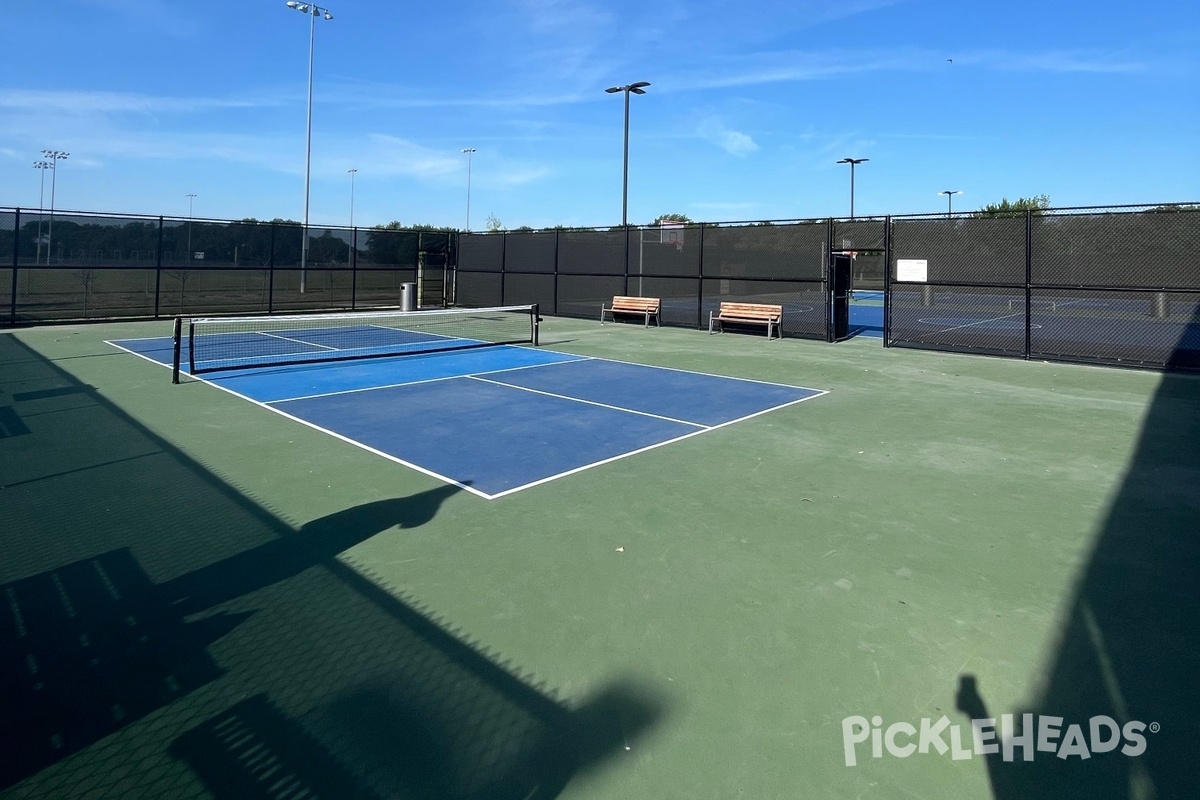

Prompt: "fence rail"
[0,210,455,323]
[459,204,1200,371]
[5,203,1199,371]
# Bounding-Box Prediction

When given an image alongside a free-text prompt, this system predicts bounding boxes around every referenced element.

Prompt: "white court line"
[255,330,341,350]
[268,355,595,403]
[935,313,1022,334]
[105,338,829,500]
[485,389,828,499]
[468,375,710,429]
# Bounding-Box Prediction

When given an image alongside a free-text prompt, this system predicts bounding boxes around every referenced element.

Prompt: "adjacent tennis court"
[108,306,824,498]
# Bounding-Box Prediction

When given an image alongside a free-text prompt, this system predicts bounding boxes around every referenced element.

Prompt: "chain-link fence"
[459,221,838,340]
[0,210,454,323]
[887,205,1200,370]
[5,204,1198,370]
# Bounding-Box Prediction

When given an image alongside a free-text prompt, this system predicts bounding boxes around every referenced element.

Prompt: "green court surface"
[2,316,1197,799]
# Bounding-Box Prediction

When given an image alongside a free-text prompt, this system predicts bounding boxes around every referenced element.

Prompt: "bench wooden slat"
[601,296,661,327]
[708,301,783,340]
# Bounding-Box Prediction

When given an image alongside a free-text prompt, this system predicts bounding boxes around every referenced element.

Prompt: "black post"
[696,223,705,329]
[1024,210,1033,360]
[188,320,196,374]
[268,222,276,314]
[10,208,19,325]
[350,226,357,310]
[153,216,164,318]
[552,228,560,316]
[883,216,893,346]
[171,315,182,384]
[499,232,507,307]
[532,303,540,346]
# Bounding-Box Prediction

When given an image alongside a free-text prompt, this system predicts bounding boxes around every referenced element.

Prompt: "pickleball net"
[171,304,540,382]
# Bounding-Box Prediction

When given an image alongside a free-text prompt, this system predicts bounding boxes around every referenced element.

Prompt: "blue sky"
[2,0,1197,230]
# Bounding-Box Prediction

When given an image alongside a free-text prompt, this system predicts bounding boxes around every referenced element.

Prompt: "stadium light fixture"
[42,150,69,264]
[939,189,962,218]
[605,82,650,228]
[836,157,868,219]
[32,160,52,264]
[284,1,334,292]
[461,148,476,232]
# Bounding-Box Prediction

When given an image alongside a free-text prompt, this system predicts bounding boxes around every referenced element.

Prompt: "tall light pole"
[347,167,357,264]
[605,81,650,227]
[32,161,52,264]
[939,189,961,218]
[461,148,476,232]
[186,193,197,259]
[837,157,868,219]
[42,150,69,264]
[284,0,334,293]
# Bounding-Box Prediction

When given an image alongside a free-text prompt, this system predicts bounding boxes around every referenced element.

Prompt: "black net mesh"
[892,216,1026,284]
[504,232,556,274]
[353,268,416,309]
[456,272,503,307]
[1029,289,1200,369]
[557,230,625,275]
[184,305,538,373]
[458,233,504,273]
[628,226,701,277]
[503,272,556,313]
[888,284,1027,356]
[1032,210,1200,289]
[556,274,626,319]
[702,223,826,280]
[637,277,702,328]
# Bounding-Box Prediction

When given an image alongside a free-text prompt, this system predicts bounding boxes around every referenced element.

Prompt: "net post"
[532,303,540,346]
[171,316,183,384]
[188,319,196,375]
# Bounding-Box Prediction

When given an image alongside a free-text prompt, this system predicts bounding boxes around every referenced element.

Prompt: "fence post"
[552,228,560,316]
[1024,210,1033,359]
[696,223,706,329]
[10,208,19,325]
[350,226,357,310]
[153,216,164,318]
[883,215,892,346]
[268,222,276,314]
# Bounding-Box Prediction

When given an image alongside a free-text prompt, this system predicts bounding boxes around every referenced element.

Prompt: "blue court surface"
[109,334,825,499]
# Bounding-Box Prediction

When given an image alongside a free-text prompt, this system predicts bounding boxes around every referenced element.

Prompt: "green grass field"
[2,316,1196,799]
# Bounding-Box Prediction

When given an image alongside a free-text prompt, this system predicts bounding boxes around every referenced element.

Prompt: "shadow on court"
[956,307,1200,799]
[0,332,665,798]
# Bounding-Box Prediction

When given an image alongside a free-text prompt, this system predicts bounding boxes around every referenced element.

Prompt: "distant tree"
[975,195,1051,217]
[485,214,503,232]
[653,213,693,224]
[1148,203,1200,213]
[513,225,535,232]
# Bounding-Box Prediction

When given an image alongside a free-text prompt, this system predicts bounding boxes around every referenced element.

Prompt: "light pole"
[284,0,334,293]
[939,189,961,218]
[33,161,52,264]
[836,157,868,219]
[461,148,476,232]
[605,81,650,227]
[347,167,357,263]
[42,150,69,264]
[186,193,197,259]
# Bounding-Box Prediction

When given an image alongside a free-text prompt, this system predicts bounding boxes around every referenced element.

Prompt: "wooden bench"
[601,296,661,328]
[708,302,783,340]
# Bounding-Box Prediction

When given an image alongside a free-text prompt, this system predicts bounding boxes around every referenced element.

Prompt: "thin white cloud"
[0,89,269,114]
[696,119,759,156]
[513,0,614,34]
[664,46,1149,93]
